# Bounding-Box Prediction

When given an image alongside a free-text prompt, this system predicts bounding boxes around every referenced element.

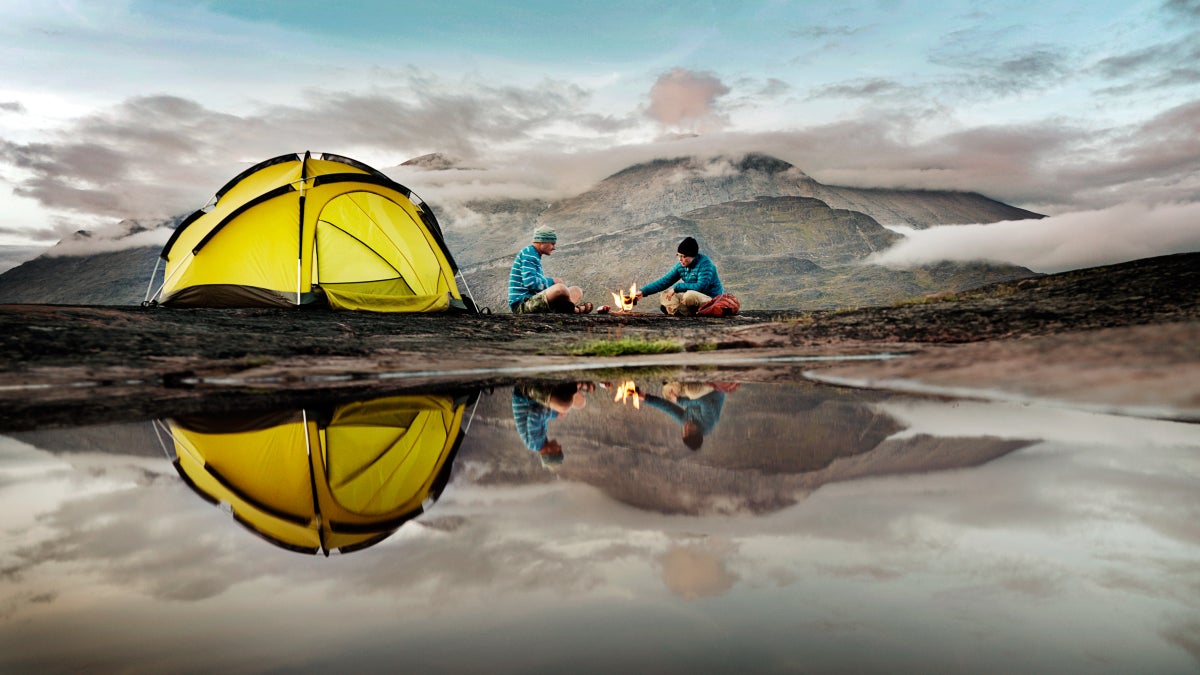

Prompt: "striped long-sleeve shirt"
[508,244,554,310]
[512,388,557,451]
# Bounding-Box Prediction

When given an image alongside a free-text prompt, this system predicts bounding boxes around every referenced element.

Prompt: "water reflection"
[4,377,1198,672]
[511,382,590,468]
[480,378,1031,516]
[640,381,735,450]
[163,392,475,556]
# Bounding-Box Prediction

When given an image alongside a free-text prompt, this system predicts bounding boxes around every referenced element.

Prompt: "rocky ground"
[1,252,1197,430]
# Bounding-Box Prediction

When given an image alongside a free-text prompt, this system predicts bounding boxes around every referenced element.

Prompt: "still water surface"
[1,373,1198,673]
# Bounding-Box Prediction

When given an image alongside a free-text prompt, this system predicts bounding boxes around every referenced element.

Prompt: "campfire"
[613,380,641,409]
[610,283,639,313]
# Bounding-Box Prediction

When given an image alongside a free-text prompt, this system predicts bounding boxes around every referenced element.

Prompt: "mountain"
[790,175,1045,228]
[0,220,168,305]
[0,153,1040,310]
[441,197,552,271]
[400,153,461,170]
[0,245,158,305]
[530,154,812,242]
[460,188,1035,311]
[0,245,46,275]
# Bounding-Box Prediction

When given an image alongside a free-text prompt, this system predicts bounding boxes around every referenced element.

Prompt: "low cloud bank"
[870,201,1200,273]
[46,220,172,257]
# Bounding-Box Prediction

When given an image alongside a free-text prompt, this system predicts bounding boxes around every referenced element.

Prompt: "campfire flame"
[613,380,640,409]
[611,283,638,312]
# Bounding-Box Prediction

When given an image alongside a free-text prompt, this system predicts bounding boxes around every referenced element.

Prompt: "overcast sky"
[0,0,1197,270]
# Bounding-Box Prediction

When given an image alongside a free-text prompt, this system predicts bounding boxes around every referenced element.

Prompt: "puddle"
[1,370,1198,673]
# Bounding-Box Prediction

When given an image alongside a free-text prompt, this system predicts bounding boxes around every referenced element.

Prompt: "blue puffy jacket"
[641,253,723,298]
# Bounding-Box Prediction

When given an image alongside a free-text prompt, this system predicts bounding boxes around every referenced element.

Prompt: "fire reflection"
[613,380,641,409]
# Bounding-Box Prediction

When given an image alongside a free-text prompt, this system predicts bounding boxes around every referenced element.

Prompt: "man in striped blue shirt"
[508,227,592,314]
[511,383,590,467]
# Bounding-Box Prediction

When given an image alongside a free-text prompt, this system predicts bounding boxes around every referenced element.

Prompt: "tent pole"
[151,419,178,462]
[455,270,480,312]
[302,409,329,556]
[148,252,192,305]
[297,151,309,307]
[462,394,481,435]
[143,257,162,305]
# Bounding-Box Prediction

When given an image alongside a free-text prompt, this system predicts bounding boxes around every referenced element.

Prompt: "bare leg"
[544,283,573,304]
[544,283,590,313]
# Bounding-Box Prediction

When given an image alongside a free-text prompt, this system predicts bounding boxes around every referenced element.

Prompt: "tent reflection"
[165,393,474,556]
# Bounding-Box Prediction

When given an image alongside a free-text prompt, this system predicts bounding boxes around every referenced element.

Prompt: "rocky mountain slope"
[0,153,1042,310]
[441,153,1043,252]
[790,177,1044,228]
[0,245,158,305]
[463,194,1034,312]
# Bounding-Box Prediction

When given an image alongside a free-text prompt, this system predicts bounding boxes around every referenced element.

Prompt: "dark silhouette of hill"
[0,245,158,305]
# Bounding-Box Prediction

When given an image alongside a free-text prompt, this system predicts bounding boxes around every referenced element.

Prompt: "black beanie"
[677,236,699,257]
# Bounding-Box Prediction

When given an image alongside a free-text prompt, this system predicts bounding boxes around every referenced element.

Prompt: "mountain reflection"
[473,378,1034,516]
[162,392,475,556]
[8,378,1035,554]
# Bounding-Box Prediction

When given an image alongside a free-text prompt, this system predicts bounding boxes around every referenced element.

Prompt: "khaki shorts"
[513,290,553,314]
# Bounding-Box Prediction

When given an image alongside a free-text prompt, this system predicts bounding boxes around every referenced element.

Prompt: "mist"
[870,202,1200,273]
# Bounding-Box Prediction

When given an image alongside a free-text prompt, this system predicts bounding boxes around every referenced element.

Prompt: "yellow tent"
[149,152,474,312]
[165,393,472,555]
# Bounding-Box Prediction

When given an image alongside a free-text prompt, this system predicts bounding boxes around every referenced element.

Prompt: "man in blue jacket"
[636,236,723,316]
[640,381,727,450]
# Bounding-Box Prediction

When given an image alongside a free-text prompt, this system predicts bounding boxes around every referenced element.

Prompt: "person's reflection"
[640,381,738,450]
[511,382,591,467]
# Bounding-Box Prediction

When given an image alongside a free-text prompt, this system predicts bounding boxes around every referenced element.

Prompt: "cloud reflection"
[1,383,1198,672]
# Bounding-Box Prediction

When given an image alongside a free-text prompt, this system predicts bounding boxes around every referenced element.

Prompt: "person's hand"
[553,277,564,285]
[663,289,675,300]
[635,290,644,299]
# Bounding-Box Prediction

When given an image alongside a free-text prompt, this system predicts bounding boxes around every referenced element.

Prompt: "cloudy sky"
[0,0,1197,269]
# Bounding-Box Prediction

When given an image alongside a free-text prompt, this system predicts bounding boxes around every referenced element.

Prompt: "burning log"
[610,283,639,313]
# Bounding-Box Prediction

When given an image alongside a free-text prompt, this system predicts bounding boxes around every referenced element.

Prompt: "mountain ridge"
[0,152,1042,309]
